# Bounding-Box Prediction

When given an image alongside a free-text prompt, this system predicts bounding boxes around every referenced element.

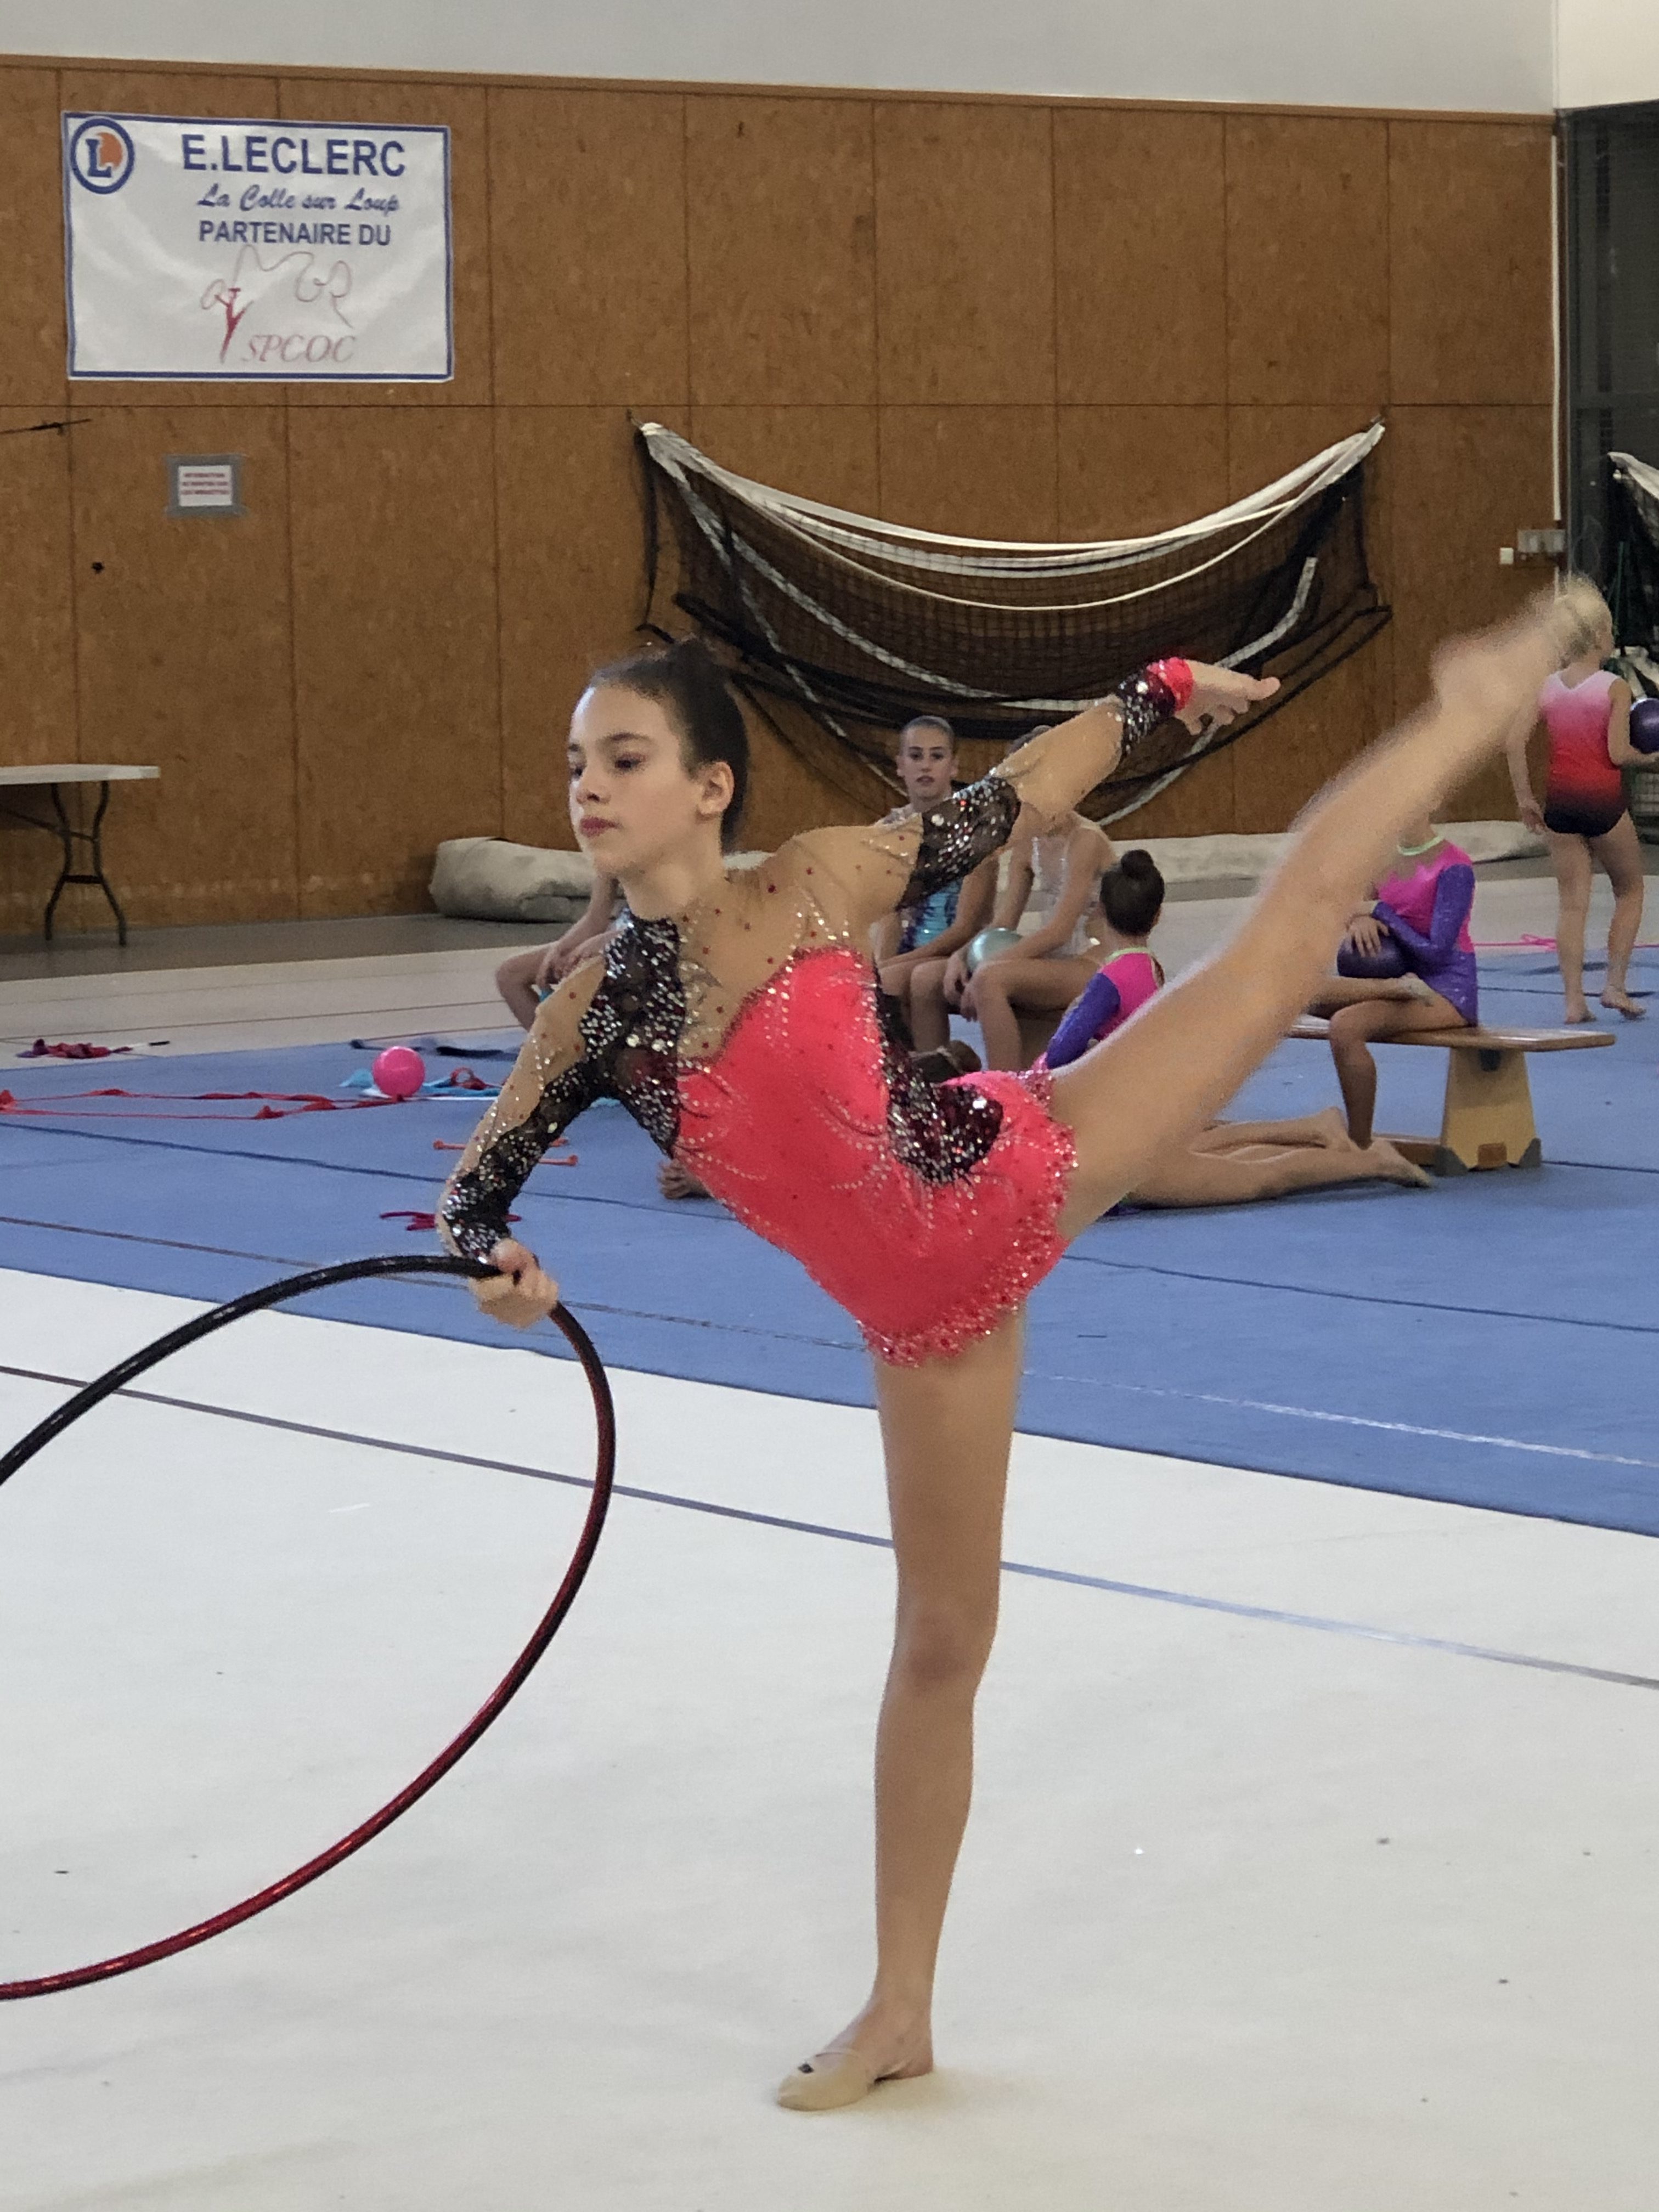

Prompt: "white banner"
[63,112,452,382]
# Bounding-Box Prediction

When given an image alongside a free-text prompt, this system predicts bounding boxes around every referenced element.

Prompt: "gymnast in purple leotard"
[1365,838,1479,1024]
[1307,817,1477,1147]
[1038,849,1166,1070]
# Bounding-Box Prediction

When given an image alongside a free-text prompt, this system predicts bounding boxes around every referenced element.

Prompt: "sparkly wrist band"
[1148,657,1195,712]
[1111,659,1189,755]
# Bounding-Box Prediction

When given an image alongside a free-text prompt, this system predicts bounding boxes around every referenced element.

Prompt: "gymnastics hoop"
[0,1252,616,2001]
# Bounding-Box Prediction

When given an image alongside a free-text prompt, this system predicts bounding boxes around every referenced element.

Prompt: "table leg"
[41,782,76,942]
[42,781,128,946]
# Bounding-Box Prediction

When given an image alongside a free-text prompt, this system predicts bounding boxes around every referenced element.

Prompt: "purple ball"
[1632,696,1659,756]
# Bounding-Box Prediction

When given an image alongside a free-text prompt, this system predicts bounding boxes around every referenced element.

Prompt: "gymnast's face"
[896,727,956,805]
[567,684,733,875]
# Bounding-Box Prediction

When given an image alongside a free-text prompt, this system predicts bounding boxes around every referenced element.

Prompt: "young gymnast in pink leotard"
[442,586,1601,2112]
[1505,587,1645,1022]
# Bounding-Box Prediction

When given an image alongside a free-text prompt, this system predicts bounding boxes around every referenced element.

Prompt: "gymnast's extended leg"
[1045,602,1577,1231]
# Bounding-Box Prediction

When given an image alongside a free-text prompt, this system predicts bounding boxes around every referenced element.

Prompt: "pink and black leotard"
[438,664,1190,1365]
[1539,670,1626,840]
[1368,841,1478,1024]
[1038,948,1165,1071]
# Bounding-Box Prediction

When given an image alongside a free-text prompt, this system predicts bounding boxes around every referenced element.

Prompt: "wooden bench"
[1289,1015,1613,1173]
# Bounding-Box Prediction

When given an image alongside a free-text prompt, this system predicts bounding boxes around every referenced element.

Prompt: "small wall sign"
[167,454,243,516]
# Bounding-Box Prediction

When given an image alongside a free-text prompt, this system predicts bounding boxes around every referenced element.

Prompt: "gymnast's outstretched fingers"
[1177,662,1279,733]
[470,1238,561,1329]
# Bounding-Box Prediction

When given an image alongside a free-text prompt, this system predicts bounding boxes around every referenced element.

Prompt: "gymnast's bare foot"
[658,1157,713,1200]
[1366,1138,1434,1188]
[1311,1105,1359,1149]
[1564,995,1595,1024]
[1600,987,1645,1020]
[775,1997,934,2112]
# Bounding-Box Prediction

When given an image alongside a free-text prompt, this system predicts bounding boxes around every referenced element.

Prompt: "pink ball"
[372,1046,425,1101]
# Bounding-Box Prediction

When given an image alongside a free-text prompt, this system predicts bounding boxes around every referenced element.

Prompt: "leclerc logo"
[68,116,136,194]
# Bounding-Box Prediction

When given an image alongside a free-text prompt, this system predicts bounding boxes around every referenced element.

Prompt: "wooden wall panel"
[1389,122,1555,405]
[738,702,876,855]
[686,97,876,407]
[1230,641,1392,834]
[0,413,76,761]
[879,405,1058,539]
[60,70,281,410]
[1224,115,1390,408]
[68,407,296,926]
[873,103,1054,407]
[1110,743,1235,842]
[279,76,492,408]
[0,58,1563,921]
[488,87,687,407]
[1390,404,1554,817]
[0,69,67,408]
[0,408,78,931]
[495,405,679,852]
[1058,406,1228,537]
[290,409,500,913]
[690,405,879,511]
[1054,109,1226,407]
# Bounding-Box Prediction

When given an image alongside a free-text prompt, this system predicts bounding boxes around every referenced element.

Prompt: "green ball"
[965,927,1023,976]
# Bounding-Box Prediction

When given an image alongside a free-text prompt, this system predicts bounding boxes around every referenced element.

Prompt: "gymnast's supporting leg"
[1043,603,1575,1232]
[1595,815,1646,1018]
[777,1310,1023,2111]
[1548,828,1595,1023]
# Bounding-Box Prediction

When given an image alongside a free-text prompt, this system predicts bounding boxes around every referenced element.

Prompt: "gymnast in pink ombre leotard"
[1367,838,1478,1024]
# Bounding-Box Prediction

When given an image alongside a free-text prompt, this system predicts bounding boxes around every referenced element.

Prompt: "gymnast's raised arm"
[793,661,1277,932]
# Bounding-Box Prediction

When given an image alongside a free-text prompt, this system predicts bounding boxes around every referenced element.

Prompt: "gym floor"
[3,861,1657,2211]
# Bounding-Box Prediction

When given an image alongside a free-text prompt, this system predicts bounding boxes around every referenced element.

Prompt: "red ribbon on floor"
[0,1088,394,1122]
[18,1039,134,1059]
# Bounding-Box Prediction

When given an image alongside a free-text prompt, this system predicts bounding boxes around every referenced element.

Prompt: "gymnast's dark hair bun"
[1100,848,1165,937]
[589,634,749,848]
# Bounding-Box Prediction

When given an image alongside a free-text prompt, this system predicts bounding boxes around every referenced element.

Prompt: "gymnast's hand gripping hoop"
[0,1252,616,2001]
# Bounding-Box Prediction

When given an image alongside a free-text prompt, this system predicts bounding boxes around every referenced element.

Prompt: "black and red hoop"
[0,1252,614,2000]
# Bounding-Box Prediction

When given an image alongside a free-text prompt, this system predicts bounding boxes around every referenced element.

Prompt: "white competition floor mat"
[3,1267,1658,2211]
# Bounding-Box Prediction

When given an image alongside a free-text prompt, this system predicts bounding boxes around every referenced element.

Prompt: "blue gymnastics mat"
[4,961,1658,1536]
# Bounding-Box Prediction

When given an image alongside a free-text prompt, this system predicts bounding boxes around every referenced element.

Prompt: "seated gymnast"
[1305,815,1477,1148]
[1041,849,1428,1202]
[950,738,1116,1068]
[494,867,621,1029]
[439,585,1599,2112]
[872,715,997,1065]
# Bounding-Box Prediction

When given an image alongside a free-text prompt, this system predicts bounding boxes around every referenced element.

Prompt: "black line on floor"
[0,1214,862,1353]
[1067,1250,1659,1339]
[4,1358,1658,1696]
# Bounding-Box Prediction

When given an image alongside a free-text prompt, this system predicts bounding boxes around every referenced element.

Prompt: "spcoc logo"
[242,331,358,365]
[67,116,136,194]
